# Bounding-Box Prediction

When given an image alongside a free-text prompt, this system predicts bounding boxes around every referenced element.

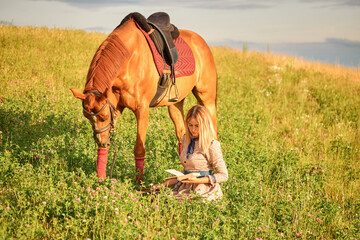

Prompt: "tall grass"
[1,24,359,239]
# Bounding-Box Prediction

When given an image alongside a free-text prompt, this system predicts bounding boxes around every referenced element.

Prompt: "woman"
[156,105,228,201]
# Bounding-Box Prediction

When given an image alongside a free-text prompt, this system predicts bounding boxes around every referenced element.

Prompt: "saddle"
[147,12,179,67]
[118,12,187,105]
[147,12,180,104]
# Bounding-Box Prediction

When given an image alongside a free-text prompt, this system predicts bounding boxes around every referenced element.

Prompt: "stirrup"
[168,83,179,102]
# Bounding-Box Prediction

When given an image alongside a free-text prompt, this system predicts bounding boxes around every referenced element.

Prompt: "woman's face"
[187,118,199,138]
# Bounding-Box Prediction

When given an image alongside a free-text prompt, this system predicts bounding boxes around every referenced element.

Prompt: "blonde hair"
[185,105,217,153]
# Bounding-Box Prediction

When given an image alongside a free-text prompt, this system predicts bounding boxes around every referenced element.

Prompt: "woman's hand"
[180,176,211,184]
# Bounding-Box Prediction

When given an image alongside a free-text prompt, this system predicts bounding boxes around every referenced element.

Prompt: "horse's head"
[70,88,117,148]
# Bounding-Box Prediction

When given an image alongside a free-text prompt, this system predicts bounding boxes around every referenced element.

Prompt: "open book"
[165,169,200,181]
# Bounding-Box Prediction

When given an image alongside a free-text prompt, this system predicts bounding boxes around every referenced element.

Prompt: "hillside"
[0,24,359,239]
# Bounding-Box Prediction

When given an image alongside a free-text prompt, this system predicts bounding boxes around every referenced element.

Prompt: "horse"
[70,13,217,181]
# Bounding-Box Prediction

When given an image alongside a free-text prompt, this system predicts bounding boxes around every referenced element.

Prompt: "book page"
[165,169,184,176]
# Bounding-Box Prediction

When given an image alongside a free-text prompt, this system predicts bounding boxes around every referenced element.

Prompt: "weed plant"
[0,24,359,239]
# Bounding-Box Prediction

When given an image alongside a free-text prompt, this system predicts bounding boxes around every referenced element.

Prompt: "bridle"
[82,90,118,138]
[83,90,119,178]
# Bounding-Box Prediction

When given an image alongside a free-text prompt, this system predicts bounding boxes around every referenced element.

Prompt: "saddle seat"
[147,12,179,66]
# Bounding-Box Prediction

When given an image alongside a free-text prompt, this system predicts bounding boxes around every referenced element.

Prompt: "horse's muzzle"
[94,132,111,148]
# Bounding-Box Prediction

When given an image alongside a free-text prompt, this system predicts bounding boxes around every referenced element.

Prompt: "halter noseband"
[82,90,117,136]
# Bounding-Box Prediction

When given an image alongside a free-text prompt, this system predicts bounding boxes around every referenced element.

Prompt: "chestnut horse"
[70,15,217,181]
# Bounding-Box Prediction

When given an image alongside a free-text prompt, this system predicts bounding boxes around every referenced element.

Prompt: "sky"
[1,0,360,67]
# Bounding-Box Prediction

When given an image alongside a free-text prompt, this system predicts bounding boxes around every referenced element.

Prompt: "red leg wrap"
[97,148,108,179]
[179,142,182,155]
[135,157,145,182]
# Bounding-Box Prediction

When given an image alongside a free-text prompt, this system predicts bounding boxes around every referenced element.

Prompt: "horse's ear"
[70,88,86,100]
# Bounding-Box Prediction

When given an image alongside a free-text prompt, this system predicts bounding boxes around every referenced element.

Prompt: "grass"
[0,24,359,239]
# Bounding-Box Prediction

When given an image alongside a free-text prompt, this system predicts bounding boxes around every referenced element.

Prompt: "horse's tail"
[115,12,151,32]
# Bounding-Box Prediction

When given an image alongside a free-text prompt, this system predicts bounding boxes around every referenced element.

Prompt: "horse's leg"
[192,88,218,139]
[168,100,186,154]
[133,106,150,182]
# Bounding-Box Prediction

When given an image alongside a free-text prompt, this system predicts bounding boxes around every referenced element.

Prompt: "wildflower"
[296,233,301,237]
[215,218,220,222]
[258,227,263,232]
[104,196,108,199]
[154,205,159,211]
[137,235,141,239]
[124,219,128,223]
[317,218,322,223]
[135,221,139,225]
[42,201,46,205]
[132,198,138,202]
[76,198,81,202]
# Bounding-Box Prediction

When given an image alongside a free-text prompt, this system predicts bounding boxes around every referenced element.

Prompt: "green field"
[0,24,359,239]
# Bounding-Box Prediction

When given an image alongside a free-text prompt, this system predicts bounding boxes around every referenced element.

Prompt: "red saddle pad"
[136,23,195,78]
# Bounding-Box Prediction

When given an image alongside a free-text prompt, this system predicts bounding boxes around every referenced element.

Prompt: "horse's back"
[179,29,214,59]
[179,29,217,94]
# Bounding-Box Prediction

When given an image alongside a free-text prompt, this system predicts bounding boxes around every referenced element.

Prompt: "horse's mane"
[84,13,151,94]
[84,27,131,94]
